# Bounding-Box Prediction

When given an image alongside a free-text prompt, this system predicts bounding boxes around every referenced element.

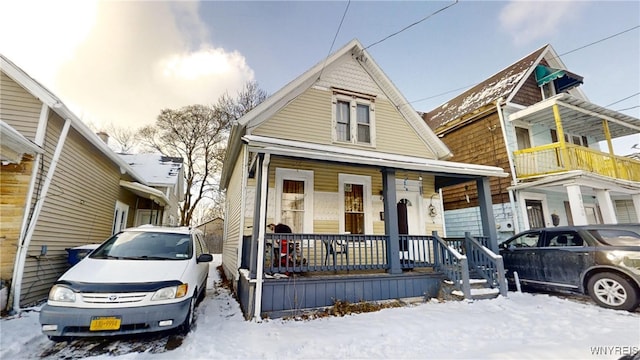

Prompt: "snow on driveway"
[1,255,638,359]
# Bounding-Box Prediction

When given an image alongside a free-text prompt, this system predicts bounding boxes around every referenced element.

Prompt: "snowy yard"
[1,255,638,360]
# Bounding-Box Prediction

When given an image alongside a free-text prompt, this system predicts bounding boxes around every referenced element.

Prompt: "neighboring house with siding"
[423,44,640,241]
[220,39,508,319]
[0,55,181,312]
[119,153,185,226]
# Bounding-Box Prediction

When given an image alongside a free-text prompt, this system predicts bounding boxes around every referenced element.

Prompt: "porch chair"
[323,239,349,266]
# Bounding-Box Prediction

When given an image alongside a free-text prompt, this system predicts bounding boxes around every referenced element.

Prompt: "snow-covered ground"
[1,255,638,360]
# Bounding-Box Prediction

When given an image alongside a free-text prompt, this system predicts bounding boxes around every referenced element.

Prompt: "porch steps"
[440,278,501,301]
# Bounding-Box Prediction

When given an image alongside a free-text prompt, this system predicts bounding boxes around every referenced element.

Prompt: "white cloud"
[499,1,585,45]
[1,0,254,130]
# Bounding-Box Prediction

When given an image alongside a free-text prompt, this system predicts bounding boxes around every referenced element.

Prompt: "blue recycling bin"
[65,244,100,265]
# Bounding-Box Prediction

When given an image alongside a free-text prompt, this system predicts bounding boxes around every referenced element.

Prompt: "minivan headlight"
[152,284,188,301]
[48,285,76,302]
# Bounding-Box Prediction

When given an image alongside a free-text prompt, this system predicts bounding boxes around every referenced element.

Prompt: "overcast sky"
[1,1,638,153]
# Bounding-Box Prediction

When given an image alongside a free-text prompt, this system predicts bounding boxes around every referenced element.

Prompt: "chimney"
[96,131,109,144]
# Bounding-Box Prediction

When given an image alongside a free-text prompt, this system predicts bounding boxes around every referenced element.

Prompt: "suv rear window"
[589,229,640,246]
[91,231,193,260]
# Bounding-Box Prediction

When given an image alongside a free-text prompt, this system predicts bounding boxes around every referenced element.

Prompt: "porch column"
[382,168,401,274]
[632,194,640,223]
[552,104,570,170]
[595,189,617,224]
[476,177,498,252]
[249,153,267,278]
[566,184,588,225]
[601,120,619,178]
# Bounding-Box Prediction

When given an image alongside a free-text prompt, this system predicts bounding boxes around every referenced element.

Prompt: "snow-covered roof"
[118,153,183,187]
[424,45,549,130]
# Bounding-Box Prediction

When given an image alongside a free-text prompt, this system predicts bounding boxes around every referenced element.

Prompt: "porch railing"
[263,233,390,273]
[433,233,471,299]
[464,233,507,296]
[513,142,640,181]
[399,235,436,269]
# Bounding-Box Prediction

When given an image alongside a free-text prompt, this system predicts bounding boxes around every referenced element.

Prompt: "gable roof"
[424,44,555,131]
[0,54,146,183]
[221,39,452,188]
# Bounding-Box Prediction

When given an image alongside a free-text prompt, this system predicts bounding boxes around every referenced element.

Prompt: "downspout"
[11,118,71,313]
[9,104,49,313]
[253,153,270,321]
[495,98,521,234]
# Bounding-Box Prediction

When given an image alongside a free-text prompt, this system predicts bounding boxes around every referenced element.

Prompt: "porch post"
[382,168,401,274]
[566,184,588,225]
[632,194,640,223]
[476,177,498,252]
[249,153,266,278]
[595,189,617,224]
[601,120,619,179]
[552,104,570,170]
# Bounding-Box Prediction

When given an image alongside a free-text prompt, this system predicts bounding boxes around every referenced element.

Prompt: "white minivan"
[40,225,212,341]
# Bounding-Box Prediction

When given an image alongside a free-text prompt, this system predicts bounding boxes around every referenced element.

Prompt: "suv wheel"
[587,272,639,311]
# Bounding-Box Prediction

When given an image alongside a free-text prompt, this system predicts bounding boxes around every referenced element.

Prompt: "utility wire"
[406,24,640,106]
[365,0,458,50]
[606,92,639,107]
[319,0,350,80]
[557,25,639,58]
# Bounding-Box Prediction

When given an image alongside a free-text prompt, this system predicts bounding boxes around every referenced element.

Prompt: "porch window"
[275,168,314,233]
[281,180,305,232]
[344,183,365,234]
[338,174,372,234]
[332,92,375,146]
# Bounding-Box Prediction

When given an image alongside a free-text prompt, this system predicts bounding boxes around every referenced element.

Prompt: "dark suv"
[498,224,640,311]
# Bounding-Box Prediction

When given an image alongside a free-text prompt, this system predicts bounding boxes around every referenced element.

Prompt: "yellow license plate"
[90,316,121,331]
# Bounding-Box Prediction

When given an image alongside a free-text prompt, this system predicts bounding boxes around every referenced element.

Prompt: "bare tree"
[138,82,267,226]
[106,124,139,153]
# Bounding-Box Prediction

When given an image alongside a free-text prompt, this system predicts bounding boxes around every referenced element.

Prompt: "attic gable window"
[332,90,375,146]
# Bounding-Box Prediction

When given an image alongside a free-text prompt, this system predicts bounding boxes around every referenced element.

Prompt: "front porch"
[238,233,507,318]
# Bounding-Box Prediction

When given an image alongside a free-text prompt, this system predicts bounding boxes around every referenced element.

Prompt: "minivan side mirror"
[197,254,213,263]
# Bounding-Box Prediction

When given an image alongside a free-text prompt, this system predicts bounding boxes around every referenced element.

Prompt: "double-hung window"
[333,91,375,146]
[275,168,314,233]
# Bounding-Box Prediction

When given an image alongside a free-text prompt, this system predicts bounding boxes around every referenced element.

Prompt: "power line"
[407,24,640,107]
[557,25,639,58]
[616,105,639,112]
[606,92,639,107]
[365,1,458,50]
[319,1,351,80]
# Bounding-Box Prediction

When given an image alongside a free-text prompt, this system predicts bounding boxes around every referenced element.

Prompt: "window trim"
[275,168,314,232]
[331,92,376,147]
[338,174,372,234]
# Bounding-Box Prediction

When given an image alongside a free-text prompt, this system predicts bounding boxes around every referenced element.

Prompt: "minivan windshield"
[90,231,193,260]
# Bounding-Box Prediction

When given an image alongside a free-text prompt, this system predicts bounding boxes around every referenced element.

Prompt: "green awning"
[535,64,583,92]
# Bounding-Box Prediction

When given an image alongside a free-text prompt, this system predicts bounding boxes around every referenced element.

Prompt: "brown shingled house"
[423,44,640,239]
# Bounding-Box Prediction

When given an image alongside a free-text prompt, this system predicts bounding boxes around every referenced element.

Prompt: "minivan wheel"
[180,295,197,334]
[587,272,639,311]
